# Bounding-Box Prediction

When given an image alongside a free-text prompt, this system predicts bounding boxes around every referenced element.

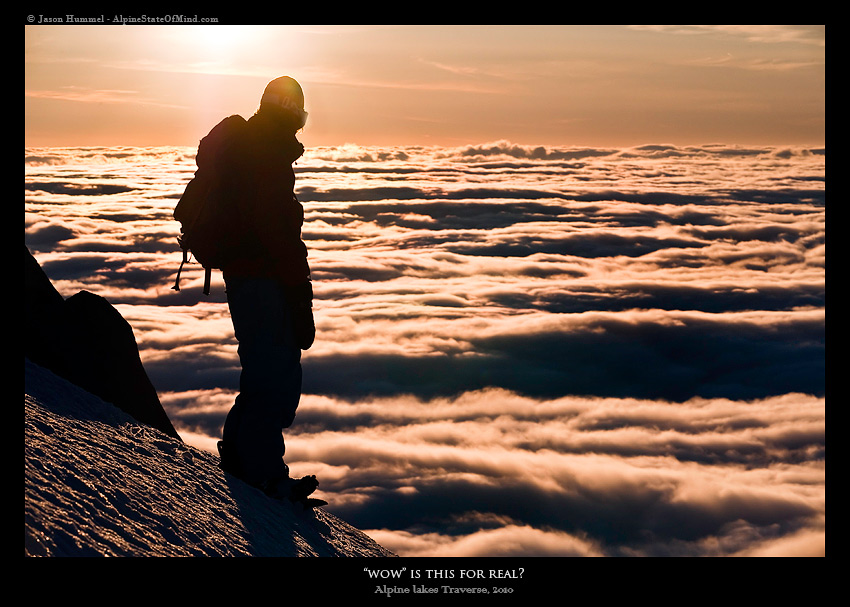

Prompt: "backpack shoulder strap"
[196,114,248,171]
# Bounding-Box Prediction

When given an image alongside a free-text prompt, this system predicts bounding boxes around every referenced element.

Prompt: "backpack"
[172,115,248,295]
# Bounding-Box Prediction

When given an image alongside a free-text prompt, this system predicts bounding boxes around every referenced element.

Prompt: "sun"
[190,25,253,49]
[159,25,308,80]
[178,25,259,60]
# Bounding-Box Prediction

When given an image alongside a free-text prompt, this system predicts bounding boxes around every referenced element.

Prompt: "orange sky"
[24,24,825,148]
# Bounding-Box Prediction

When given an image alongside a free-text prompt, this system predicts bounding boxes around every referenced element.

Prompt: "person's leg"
[222,277,301,486]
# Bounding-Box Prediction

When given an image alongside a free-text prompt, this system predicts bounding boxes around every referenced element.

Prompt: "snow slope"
[24,359,396,558]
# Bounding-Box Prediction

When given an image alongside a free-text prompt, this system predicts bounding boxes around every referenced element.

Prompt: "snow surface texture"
[25,359,395,557]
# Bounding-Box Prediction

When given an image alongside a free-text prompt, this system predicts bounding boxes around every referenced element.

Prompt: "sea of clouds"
[25,140,825,557]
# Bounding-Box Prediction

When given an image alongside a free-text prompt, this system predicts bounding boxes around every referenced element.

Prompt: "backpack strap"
[171,251,212,295]
[172,246,188,291]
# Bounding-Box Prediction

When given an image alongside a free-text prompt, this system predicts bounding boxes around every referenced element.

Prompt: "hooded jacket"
[221,108,310,287]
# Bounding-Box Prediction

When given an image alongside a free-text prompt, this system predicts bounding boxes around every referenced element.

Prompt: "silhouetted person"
[216,76,317,502]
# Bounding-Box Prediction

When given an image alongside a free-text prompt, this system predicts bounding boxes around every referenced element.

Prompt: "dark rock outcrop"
[25,247,180,440]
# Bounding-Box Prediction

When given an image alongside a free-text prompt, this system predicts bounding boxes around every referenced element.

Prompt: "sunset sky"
[25,24,824,148]
[25,22,826,558]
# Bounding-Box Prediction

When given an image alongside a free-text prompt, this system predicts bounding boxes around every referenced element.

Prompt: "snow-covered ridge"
[25,359,395,558]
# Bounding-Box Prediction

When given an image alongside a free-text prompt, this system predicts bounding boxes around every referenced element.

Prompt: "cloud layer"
[25,140,825,556]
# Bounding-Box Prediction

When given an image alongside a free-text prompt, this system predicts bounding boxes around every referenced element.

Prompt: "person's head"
[259,76,308,131]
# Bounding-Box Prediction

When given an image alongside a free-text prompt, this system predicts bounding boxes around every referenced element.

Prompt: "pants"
[222,276,302,485]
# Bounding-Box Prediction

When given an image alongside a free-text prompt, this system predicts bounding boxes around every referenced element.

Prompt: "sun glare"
[157,25,308,83]
[177,25,258,59]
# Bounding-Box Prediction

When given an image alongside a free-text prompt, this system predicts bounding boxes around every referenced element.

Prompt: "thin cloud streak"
[628,25,825,47]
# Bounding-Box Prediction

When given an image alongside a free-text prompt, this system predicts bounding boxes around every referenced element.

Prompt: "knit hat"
[260,76,308,128]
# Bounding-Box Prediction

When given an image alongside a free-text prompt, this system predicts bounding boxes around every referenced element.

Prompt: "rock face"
[25,247,180,440]
[25,250,396,558]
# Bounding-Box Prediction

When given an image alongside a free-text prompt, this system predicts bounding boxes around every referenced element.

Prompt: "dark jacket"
[222,109,310,287]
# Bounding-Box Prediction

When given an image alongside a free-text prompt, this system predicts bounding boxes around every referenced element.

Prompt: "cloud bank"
[25,140,825,556]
